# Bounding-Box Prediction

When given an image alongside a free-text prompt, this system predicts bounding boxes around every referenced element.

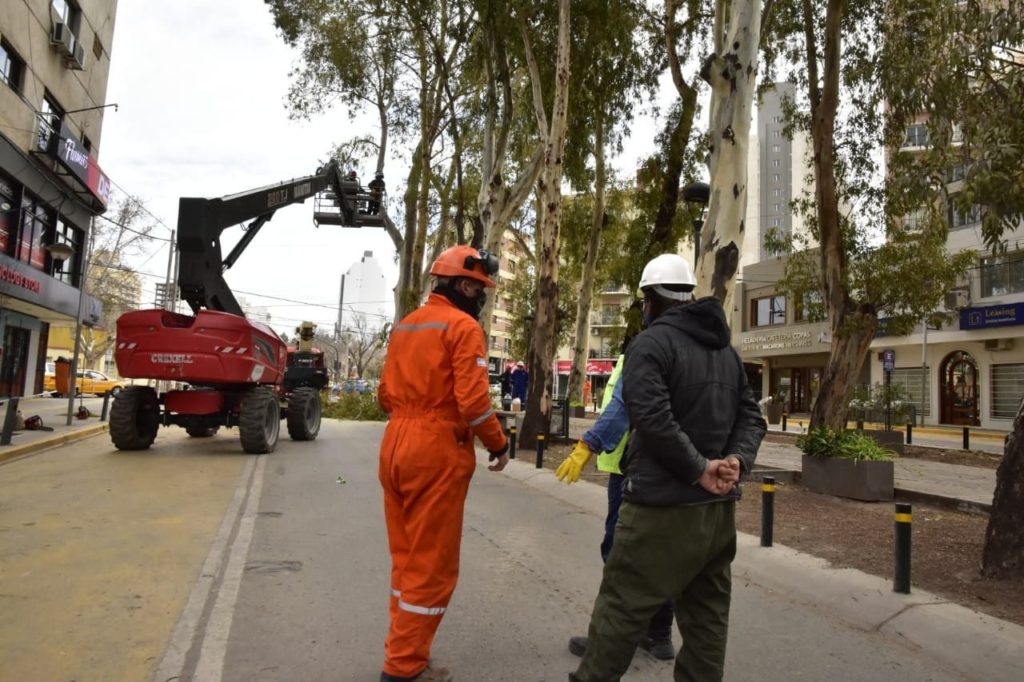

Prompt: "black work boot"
[381,666,452,682]
[568,635,588,657]
[638,635,675,661]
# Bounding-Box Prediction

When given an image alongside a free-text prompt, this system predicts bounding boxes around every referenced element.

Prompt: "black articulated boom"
[176,159,384,317]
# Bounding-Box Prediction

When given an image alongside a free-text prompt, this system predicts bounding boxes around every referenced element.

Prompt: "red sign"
[556,359,616,375]
[0,264,42,293]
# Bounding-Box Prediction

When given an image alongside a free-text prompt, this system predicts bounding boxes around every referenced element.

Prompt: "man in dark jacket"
[570,253,766,682]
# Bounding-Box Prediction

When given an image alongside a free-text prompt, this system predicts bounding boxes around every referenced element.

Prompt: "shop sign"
[555,359,616,375]
[740,329,815,353]
[55,122,112,209]
[960,303,1024,330]
[0,263,42,293]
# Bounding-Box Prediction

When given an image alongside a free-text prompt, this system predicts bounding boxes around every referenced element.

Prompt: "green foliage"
[796,426,895,462]
[321,393,387,422]
[846,382,914,424]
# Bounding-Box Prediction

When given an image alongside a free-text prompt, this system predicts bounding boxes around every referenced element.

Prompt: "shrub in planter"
[796,427,896,501]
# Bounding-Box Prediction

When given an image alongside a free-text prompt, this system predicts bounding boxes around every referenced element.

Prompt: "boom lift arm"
[176,159,355,317]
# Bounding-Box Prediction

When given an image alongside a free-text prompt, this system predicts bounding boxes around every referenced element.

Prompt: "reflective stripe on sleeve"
[391,588,401,598]
[394,322,449,332]
[398,599,447,616]
[468,408,494,427]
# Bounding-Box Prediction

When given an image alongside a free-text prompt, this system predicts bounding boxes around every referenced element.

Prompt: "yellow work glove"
[556,440,593,484]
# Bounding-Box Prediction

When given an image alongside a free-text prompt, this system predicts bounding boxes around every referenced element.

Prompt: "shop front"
[736,323,838,416]
[554,358,617,407]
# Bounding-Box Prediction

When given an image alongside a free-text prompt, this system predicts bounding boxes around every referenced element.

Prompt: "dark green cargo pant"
[569,500,736,682]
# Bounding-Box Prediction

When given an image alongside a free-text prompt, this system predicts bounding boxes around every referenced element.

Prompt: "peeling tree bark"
[520,0,571,448]
[983,400,1024,578]
[696,0,762,317]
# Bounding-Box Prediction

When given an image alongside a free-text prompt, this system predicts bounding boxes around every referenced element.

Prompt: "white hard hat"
[638,253,696,301]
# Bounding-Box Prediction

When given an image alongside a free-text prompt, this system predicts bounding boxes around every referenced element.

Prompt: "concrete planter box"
[801,454,894,502]
[859,429,905,456]
[572,405,586,419]
[765,403,784,425]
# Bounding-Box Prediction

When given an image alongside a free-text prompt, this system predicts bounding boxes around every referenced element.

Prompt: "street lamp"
[681,182,710,266]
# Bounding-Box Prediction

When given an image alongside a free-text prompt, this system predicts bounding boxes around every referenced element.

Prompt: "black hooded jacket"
[621,297,766,506]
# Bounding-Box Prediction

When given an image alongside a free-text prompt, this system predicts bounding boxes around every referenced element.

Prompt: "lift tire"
[185,418,219,438]
[109,386,160,450]
[287,387,321,441]
[239,388,280,454]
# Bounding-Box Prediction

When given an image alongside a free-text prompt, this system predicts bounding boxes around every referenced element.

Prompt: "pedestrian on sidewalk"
[511,361,529,403]
[556,322,677,661]
[570,254,767,682]
[376,245,510,682]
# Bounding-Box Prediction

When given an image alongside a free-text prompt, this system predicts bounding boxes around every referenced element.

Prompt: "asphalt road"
[1,420,975,681]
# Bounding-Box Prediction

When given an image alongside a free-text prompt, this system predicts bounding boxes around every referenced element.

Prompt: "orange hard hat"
[430,245,499,287]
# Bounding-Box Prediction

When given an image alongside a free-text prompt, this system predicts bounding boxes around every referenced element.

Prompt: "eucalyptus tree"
[881,0,1024,580]
[560,0,660,406]
[265,0,474,320]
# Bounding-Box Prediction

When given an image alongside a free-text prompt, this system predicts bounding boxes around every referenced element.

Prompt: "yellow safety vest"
[596,354,629,475]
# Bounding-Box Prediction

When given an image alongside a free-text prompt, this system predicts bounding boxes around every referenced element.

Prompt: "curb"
[0,423,109,465]
[489,452,1024,681]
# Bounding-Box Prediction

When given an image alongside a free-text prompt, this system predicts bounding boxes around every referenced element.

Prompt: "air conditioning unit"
[68,41,86,70]
[944,288,970,311]
[51,22,76,58]
[984,338,1014,352]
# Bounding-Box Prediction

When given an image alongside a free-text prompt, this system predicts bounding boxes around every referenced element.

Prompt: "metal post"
[963,426,970,450]
[894,503,912,594]
[906,422,913,445]
[66,220,94,425]
[761,476,775,547]
[562,396,570,439]
[1,398,21,446]
[781,413,788,432]
[536,432,545,469]
[856,418,864,431]
[100,392,111,422]
[509,424,517,460]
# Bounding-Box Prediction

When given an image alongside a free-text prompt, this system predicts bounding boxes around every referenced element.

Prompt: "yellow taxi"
[44,365,125,397]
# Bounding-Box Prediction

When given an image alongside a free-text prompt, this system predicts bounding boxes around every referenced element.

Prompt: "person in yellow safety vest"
[555,345,677,662]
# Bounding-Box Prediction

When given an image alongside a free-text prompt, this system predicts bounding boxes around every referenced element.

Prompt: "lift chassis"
[111,161,365,454]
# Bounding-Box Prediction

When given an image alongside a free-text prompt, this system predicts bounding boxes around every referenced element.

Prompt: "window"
[0,39,25,94]
[793,291,822,322]
[750,295,786,327]
[52,1,82,33]
[37,94,64,154]
[0,172,17,256]
[772,173,782,182]
[51,217,82,285]
[771,144,781,153]
[772,130,782,138]
[980,251,1024,297]
[949,202,981,230]
[18,193,54,271]
[892,367,931,417]
[772,115,783,124]
[768,217,782,227]
[771,159,781,167]
[773,203,782,212]
[904,124,929,147]
[773,188,784,197]
[946,163,969,183]
[902,209,926,232]
[991,364,1024,419]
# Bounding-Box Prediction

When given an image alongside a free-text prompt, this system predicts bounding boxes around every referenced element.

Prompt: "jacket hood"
[651,297,731,349]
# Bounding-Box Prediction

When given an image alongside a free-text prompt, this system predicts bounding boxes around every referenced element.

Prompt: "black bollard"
[536,433,545,469]
[509,424,517,460]
[906,422,913,445]
[894,503,912,593]
[781,413,788,432]
[856,419,864,431]
[1,398,20,446]
[962,426,970,450]
[761,476,775,548]
[100,392,112,422]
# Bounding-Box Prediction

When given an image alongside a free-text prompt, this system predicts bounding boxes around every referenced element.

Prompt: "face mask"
[440,283,486,319]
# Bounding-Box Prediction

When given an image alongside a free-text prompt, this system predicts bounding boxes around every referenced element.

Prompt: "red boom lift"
[110,160,382,453]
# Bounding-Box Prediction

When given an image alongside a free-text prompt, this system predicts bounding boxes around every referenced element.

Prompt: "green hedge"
[321,393,388,421]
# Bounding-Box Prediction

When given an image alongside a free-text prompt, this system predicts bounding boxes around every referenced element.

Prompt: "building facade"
[0,0,115,397]
[338,250,390,336]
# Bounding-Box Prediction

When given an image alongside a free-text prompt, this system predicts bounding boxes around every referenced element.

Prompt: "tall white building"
[338,250,390,335]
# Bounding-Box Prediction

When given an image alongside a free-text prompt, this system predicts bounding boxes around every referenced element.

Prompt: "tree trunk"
[567,115,606,406]
[520,0,571,448]
[395,145,423,321]
[982,400,1024,578]
[809,311,875,429]
[695,0,762,315]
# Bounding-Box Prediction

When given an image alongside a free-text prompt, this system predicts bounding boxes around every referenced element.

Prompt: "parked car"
[49,369,125,397]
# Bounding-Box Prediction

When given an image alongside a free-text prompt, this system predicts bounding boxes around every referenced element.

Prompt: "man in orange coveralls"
[377,244,510,682]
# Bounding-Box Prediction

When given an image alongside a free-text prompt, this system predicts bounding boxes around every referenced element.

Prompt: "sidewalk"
[0,395,111,464]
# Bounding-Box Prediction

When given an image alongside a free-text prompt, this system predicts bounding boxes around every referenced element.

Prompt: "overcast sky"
[99,1,665,336]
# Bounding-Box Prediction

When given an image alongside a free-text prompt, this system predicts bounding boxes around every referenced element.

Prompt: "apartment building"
[733,84,1024,429]
[485,234,526,376]
[0,0,116,397]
